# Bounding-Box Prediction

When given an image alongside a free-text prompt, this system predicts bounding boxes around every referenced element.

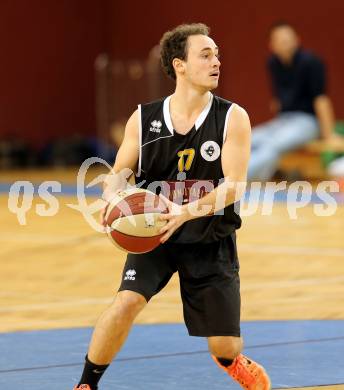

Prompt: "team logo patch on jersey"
[200,141,221,162]
[150,120,162,133]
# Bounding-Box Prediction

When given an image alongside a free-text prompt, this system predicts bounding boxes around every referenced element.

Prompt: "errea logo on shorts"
[150,120,162,133]
[124,269,136,281]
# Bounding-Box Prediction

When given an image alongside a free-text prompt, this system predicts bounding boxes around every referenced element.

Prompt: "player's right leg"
[73,290,146,390]
[74,244,176,390]
[89,290,147,363]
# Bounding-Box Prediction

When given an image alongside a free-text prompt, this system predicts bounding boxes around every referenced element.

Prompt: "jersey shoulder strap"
[211,95,235,144]
[140,97,165,119]
[138,97,172,147]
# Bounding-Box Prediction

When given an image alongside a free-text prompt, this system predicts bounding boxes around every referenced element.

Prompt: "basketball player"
[74,23,271,390]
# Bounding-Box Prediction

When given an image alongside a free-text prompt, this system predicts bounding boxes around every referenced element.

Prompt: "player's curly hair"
[160,23,210,80]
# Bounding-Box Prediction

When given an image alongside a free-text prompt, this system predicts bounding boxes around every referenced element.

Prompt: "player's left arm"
[159,104,251,243]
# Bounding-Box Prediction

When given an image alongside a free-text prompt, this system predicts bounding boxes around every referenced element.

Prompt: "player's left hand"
[158,194,190,243]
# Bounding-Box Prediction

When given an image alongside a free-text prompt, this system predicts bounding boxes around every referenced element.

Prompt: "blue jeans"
[248,112,320,181]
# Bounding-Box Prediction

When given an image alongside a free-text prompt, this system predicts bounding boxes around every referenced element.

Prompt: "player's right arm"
[112,110,139,172]
[101,110,139,222]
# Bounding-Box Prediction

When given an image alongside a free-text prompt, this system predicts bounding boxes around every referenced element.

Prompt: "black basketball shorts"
[118,233,241,337]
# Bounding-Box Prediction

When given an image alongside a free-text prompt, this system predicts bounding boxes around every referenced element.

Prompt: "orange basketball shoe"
[212,354,271,390]
[73,385,92,390]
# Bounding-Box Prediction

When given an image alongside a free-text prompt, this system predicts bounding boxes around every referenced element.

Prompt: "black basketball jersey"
[136,93,242,244]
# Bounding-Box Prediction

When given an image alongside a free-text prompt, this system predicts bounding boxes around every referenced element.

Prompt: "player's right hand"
[100,189,124,228]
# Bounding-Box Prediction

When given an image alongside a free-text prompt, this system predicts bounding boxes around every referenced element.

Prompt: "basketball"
[104,188,169,253]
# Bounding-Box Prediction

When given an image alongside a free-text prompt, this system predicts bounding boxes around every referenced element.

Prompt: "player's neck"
[171,86,211,118]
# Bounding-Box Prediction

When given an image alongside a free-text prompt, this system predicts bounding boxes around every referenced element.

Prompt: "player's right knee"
[114,290,147,319]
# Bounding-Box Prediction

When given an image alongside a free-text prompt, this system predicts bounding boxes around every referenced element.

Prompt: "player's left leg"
[207,335,243,361]
[174,234,271,389]
[209,336,271,390]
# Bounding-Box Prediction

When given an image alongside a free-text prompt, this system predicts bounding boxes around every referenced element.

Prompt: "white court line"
[1,232,344,257]
[0,298,113,313]
[1,235,344,313]
[240,244,344,257]
[1,274,344,313]
[0,316,100,331]
[0,233,101,245]
[242,275,344,291]
[244,295,319,306]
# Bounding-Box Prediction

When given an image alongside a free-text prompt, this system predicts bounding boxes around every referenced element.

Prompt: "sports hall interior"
[1,1,344,389]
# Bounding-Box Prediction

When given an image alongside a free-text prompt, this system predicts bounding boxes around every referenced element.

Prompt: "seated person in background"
[248,21,337,181]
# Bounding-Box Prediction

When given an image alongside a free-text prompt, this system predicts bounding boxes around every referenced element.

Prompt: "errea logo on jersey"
[150,120,162,133]
[124,269,136,281]
[200,141,221,162]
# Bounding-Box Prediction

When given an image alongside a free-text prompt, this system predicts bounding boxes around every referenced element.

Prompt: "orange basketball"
[104,188,168,253]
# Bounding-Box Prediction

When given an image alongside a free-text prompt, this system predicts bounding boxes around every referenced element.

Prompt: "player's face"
[183,35,221,90]
[270,26,299,63]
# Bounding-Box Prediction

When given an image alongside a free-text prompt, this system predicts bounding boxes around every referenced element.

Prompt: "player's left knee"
[207,336,243,360]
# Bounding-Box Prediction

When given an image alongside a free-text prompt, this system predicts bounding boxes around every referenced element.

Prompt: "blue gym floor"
[0,320,343,389]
